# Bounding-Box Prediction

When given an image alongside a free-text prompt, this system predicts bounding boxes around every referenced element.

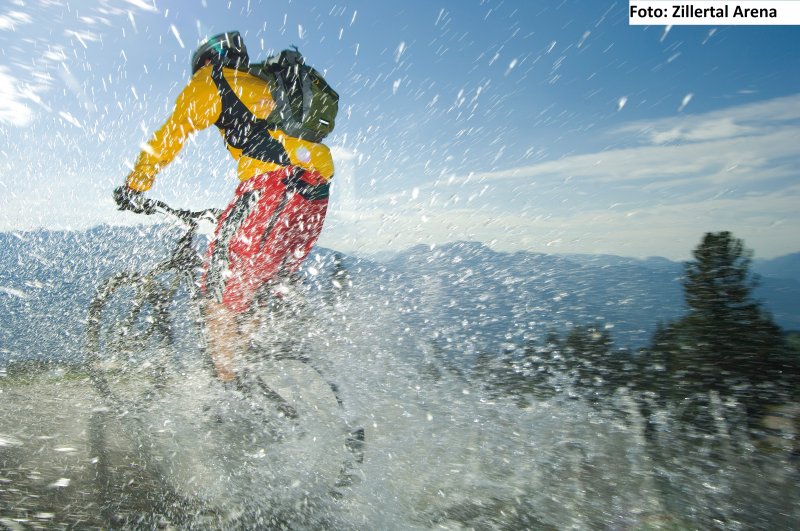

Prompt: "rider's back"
[126,65,334,192]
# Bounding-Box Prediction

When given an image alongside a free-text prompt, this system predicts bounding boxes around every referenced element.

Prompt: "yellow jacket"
[125,65,335,192]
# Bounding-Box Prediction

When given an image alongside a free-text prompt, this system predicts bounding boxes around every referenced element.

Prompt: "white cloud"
[645,117,753,144]
[449,94,800,189]
[0,10,31,30]
[0,66,32,126]
[0,169,129,233]
[123,0,159,13]
[321,181,800,260]
[616,93,800,145]
[322,93,800,259]
[505,127,795,186]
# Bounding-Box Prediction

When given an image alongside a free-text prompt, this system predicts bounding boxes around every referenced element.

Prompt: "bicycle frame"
[85,200,221,405]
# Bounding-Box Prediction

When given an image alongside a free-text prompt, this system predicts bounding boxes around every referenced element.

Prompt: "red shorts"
[202,167,330,313]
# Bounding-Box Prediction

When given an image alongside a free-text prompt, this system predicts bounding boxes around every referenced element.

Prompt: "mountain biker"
[114,31,334,383]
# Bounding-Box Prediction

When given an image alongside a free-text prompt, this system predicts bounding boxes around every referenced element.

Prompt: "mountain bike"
[84,198,364,514]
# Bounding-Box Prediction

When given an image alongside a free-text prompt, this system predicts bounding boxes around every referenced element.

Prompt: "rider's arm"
[125,69,221,192]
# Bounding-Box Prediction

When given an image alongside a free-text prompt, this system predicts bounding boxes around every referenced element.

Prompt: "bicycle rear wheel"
[148,355,351,509]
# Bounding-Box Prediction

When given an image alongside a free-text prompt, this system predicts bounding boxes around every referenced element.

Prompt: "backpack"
[248,47,338,143]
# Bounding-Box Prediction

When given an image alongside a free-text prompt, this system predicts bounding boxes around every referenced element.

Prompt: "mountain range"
[0,226,798,366]
[356,241,799,351]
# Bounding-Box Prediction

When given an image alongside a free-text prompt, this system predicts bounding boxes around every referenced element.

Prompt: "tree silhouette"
[460,231,796,421]
[647,232,787,417]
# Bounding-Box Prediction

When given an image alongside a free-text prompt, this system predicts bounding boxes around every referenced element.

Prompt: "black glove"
[113,185,151,214]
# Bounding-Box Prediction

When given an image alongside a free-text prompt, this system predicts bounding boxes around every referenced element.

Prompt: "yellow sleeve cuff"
[126,169,157,192]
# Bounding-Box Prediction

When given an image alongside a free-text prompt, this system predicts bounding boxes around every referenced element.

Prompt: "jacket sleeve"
[125,69,221,192]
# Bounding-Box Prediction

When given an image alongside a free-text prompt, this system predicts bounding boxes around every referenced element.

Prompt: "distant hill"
[1,229,798,366]
[754,252,800,284]
[0,225,182,364]
[345,240,800,350]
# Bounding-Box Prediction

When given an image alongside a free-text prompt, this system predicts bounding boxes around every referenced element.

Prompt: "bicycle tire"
[85,270,178,410]
[150,354,360,514]
[241,301,366,496]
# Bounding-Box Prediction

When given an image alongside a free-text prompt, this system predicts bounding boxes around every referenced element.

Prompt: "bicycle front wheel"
[85,270,178,411]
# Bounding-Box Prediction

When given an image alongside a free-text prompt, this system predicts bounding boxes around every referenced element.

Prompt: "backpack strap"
[267,68,293,125]
[300,71,313,120]
[208,65,290,165]
[266,65,307,129]
[209,64,255,148]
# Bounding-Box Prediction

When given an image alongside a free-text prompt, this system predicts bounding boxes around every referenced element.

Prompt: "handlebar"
[138,197,222,227]
[132,197,223,269]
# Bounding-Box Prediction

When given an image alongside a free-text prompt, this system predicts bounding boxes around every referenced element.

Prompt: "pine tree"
[648,232,787,417]
[681,232,783,384]
[562,325,631,402]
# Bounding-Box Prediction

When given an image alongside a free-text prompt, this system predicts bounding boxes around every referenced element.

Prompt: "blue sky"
[0,0,798,259]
